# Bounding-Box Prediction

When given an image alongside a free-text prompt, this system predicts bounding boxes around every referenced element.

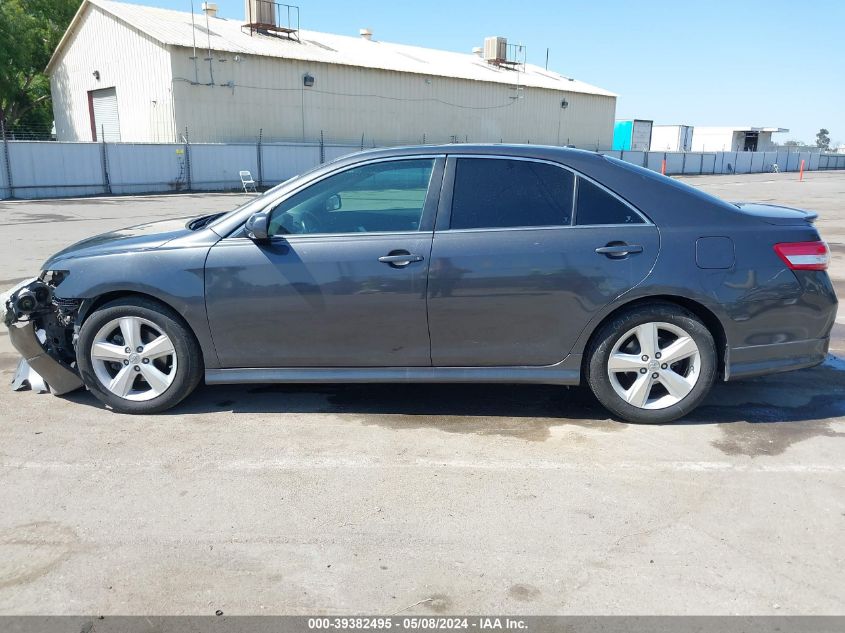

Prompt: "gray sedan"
[3,146,837,423]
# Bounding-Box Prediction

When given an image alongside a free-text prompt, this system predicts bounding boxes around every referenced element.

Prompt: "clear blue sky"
[144,0,843,145]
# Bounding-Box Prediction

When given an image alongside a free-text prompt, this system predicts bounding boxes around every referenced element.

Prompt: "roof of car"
[338,143,605,163]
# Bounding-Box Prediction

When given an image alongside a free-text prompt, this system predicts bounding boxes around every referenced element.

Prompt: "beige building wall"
[50,4,176,142]
[49,6,614,147]
[169,47,615,147]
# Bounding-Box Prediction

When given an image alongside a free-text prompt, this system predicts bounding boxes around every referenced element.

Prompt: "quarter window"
[449,158,574,229]
[268,159,435,236]
[575,178,643,225]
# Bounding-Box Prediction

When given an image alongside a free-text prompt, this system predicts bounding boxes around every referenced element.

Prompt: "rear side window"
[576,178,643,225]
[450,158,574,229]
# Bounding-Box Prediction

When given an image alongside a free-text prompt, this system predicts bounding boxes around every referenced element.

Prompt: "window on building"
[575,178,643,225]
[449,158,574,230]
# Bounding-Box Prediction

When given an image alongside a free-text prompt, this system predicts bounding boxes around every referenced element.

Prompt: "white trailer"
[650,125,694,152]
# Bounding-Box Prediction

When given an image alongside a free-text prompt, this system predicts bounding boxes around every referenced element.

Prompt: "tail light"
[773,241,830,271]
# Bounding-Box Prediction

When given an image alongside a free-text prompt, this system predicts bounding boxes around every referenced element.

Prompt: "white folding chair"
[240,170,257,193]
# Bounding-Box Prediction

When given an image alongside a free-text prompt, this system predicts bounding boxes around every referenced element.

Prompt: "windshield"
[204,174,301,231]
[205,152,371,231]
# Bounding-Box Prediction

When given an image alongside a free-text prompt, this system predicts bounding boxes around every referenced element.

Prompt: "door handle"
[378,252,424,267]
[595,243,643,257]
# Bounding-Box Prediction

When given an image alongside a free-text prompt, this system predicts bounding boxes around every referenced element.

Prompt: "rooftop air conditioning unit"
[483,36,507,63]
[245,0,275,25]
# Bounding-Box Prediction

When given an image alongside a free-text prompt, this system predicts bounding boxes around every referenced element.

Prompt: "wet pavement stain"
[324,384,624,441]
[508,584,541,602]
[684,357,845,456]
[243,383,625,440]
[423,593,453,613]
[0,522,80,589]
[690,391,845,456]
[711,418,844,457]
[0,212,79,226]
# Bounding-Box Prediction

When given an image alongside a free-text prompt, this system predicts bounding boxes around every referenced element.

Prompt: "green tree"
[0,0,81,137]
[815,128,831,151]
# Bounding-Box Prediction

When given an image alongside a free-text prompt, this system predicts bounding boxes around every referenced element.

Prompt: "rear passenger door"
[426,155,659,367]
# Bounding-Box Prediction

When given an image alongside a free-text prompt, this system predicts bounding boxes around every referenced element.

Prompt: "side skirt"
[205,358,582,386]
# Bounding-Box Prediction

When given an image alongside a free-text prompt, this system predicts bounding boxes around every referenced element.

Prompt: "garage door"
[90,88,121,142]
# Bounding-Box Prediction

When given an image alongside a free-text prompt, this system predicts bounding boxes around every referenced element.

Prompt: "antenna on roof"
[189,0,199,83]
[204,0,214,84]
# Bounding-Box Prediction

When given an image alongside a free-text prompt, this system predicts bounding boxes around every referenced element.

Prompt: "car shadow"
[61,356,845,431]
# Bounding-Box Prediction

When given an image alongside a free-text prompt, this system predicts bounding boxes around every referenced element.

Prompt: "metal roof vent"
[360,28,373,40]
[202,2,218,17]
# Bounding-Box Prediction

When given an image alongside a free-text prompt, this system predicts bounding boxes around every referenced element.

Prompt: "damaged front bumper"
[2,277,84,396]
[8,321,83,395]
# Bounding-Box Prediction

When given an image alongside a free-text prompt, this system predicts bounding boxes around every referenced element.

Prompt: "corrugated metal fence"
[1,138,844,200]
[604,149,842,176]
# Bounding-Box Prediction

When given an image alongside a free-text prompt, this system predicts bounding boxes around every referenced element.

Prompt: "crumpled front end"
[2,274,84,395]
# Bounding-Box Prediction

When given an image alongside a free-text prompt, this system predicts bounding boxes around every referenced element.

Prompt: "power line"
[173,77,519,110]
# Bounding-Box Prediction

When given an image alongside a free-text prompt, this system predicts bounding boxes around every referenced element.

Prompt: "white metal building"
[650,125,694,152]
[47,0,617,146]
[690,126,788,152]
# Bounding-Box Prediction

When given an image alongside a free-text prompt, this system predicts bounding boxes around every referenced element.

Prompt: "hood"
[733,203,818,225]
[43,217,194,268]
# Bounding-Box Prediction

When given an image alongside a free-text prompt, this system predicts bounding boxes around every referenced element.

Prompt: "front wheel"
[76,297,203,414]
[586,303,717,424]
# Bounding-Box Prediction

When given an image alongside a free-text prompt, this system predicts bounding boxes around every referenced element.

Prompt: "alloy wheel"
[89,316,178,402]
[606,321,701,410]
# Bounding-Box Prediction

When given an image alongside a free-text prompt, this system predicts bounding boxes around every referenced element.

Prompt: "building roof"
[47,0,616,97]
[693,126,789,133]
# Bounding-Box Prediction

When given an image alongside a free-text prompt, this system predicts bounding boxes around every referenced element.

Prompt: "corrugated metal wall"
[50,4,176,142]
[169,48,616,148]
[2,140,842,200]
[49,7,615,147]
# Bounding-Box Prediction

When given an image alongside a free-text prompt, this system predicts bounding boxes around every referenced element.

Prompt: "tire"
[76,297,203,414]
[585,303,716,424]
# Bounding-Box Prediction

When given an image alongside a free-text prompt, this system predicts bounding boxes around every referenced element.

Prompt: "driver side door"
[205,156,444,368]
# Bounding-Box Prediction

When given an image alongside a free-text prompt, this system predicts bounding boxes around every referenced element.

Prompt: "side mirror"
[245,210,270,241]
[325,194,342,212]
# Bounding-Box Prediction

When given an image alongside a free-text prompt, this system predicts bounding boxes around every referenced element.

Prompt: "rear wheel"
[586,303,716,424]
[77,297,203,413]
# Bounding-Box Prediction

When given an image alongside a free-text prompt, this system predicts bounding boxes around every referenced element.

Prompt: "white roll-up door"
[91,88,121,142]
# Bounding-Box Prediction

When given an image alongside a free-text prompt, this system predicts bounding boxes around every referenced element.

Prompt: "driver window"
[268,159,435,236]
